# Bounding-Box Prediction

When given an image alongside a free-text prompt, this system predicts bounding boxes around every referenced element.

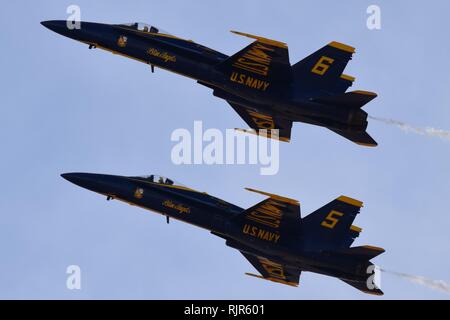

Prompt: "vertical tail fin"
[292,41,356,95]
[301,196,363,250]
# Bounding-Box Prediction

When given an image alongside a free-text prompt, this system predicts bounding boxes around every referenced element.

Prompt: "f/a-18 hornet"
[42,20,378,146]
[62,172,384,295]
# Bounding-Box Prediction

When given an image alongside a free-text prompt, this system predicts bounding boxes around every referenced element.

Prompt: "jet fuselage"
[42,21,368,133]
[62,172,373,283]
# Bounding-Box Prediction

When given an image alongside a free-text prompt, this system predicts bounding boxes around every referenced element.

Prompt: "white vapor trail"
[381,269,450,295]
[369,116,450,142]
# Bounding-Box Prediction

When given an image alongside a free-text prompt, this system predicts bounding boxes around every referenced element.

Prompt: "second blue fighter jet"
[62,172,384,295]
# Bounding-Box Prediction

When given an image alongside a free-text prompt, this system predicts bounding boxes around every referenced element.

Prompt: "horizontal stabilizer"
[313,90,378,109]
[329,128,378,147]
[327,245,385,261]
[341,279,383,296]
[343,245,385,260]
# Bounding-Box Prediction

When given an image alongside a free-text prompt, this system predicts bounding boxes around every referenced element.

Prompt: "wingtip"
[362,245,386,253]
[245,273,299,287]
[230,30,288,48]
[338,196,364,207]
[245,188,299,205]
[352,90,378,97]
[234,128,291,142]
[356,141,378,147]
[329,41,355,53]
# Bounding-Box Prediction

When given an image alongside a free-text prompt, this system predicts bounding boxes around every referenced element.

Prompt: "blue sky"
[1,0,450,299]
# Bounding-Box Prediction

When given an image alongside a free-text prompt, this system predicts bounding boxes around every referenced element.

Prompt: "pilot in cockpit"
[131,174,176,186]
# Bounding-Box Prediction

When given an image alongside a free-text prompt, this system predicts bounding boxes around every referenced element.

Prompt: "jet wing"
[228,102,293,142]
[216,31,291,96]
[243,187,300,221]
[241,252,301,287]
[219,31,291,82]
[229,188,301,248]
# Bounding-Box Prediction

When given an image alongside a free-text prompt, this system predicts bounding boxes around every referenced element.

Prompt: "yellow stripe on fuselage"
[79,41,216,87]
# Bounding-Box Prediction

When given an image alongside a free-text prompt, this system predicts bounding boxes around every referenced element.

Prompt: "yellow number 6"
[311,56,334,76]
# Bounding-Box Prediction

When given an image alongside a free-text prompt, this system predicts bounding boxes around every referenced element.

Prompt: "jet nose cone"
[61,172,126,197]
[61,172,94,187]
[42,20,106,43]
[40,20,51,28]
[41,20,68,34]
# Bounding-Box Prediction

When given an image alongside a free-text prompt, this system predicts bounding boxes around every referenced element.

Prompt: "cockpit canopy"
[119,22,170,35]
[130,174,184,187]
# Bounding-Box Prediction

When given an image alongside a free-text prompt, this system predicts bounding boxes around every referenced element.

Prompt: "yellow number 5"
[311,56,334,75]
[321,210,344,229]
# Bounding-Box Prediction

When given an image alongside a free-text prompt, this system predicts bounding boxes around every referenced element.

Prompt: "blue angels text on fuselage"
[62,172,385,295]
[42,20,378,146]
